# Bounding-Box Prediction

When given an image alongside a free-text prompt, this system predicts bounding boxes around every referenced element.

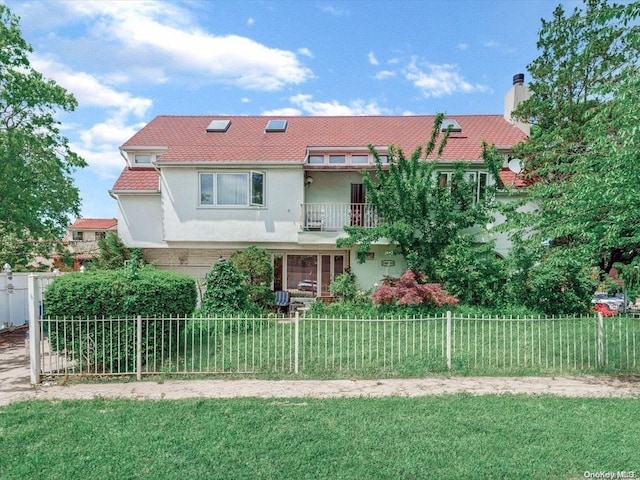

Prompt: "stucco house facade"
[111,77,529,298]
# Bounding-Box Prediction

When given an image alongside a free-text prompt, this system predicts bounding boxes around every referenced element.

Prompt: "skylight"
[441,119,462,133]
[265,119,287,132]
[206,119,231,132]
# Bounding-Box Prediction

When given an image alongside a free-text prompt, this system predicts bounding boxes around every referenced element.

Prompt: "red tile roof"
[114,115,528,191]
[122,115,527,163]
[498,168,528,188]
[111,167,160,192]
[70,218,118,231]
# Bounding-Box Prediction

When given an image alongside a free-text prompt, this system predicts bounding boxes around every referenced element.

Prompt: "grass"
[1,395,639,479]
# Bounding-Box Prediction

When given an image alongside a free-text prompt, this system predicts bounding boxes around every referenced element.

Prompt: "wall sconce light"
[305,175,314,187]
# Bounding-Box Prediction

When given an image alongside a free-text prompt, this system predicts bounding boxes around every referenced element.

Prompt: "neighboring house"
[54,218,118,271]
[110,76,530,298]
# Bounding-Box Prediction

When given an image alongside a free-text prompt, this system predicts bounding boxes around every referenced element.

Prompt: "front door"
[321,254,345,296]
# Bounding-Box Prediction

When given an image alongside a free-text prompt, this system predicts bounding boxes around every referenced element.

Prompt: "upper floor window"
[95,232,106,241]
[306,153,382,165]
[72,231,84,241]
[134,154,152,164]
[437,171,489,202]
[199,171,265,207]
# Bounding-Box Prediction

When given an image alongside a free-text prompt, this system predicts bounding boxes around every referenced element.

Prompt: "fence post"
[27,274,41,384]
[446,310,452,370]
[597,312,604,368]
[136,315,142,381]
[294,310,300,374]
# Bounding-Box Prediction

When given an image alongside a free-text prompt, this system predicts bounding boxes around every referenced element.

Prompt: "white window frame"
[199,171,266,208]
[437,171,489,201]
[134,154,152,164]
[307,153,373,165]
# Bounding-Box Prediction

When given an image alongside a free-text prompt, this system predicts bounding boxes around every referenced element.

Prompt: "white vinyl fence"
[32,312,640,383]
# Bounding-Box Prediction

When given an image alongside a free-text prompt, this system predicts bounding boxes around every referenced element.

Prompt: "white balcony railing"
[301,203,380,231]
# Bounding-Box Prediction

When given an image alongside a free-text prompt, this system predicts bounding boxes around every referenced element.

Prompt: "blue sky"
[3,0,578,220]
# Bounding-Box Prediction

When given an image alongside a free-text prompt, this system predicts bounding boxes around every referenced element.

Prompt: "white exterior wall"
[161,166,304,243]
[349,246,406,291]
[304,171,363,204]
[117,194,164,247]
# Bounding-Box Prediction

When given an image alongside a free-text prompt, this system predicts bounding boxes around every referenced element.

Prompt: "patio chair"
[275,290,290,313]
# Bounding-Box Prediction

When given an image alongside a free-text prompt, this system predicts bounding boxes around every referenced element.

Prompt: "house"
[54,218,118,271]
[110,76,530,298]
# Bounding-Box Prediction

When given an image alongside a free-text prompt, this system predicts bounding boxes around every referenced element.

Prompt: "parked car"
[297,280,317,292]
[593,302,619,316]
[591,292,632,312]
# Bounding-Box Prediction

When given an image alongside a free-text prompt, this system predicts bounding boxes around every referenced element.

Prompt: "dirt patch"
[2,330,640,406]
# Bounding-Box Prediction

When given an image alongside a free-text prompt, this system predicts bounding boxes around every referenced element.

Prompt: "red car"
[593,302,618,316]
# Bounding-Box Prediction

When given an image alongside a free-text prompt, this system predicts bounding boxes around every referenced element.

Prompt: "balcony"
[301,203,380,232]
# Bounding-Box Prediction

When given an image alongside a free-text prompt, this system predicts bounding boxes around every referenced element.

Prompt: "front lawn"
[1,395,638,479]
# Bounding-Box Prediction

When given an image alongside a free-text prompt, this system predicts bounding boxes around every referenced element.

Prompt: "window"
[266,119,287,132]
[95,232,106,241]
[329,155,345,164]
[378,155,389,164]
[206,119,231,132]
[437,171,490,201]
[72,231,84,241]
[134,154,151,164]
[441,119,462,132]
[199,171,265,207]
[352,155,368,164]
[308,155,324,164]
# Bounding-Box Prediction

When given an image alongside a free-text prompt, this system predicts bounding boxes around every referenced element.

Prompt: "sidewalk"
[2,331,640,406]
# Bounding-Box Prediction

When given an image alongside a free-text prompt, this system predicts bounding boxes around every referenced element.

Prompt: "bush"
[505,245,596,315]
[371,270,458,308]
[44,265,197,372]
[201,259,250,316]
[329,270,359,302]
[230,246,274,310]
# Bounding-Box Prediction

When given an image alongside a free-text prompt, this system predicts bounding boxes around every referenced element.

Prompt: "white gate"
[1,272,58,329]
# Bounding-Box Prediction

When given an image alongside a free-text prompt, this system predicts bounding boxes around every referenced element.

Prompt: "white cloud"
[319,4,350,16]
[30,55,152,173]
[62,1,312,91]
[241,97,251,103]
[375,70,395,80]
[247,17,255,26]
[32,56,152,121]
[457,43,468,50]
[263,94,388,116]
[368,52,379,66]
[298,47,314,58]
[404,57,489,98]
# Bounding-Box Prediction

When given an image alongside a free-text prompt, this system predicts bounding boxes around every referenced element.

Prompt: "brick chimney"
[504,73,531,135]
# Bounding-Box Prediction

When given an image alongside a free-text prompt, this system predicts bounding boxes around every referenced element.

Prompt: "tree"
[94,232,141,270]
[508,0,640,274]
[0,5,86,268]
[337,112,503,281]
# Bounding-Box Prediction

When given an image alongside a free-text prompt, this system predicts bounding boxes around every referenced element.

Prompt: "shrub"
[230,246,275,310]
[201,259,249,316]
[371,270,458,308]
[329,270,359,302]
[44,265,197,372]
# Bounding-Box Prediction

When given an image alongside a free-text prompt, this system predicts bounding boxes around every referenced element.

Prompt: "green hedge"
[43,267,197,373]
[44,267,196,318]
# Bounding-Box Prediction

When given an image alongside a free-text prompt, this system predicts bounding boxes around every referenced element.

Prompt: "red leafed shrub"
[371,270,458,307]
